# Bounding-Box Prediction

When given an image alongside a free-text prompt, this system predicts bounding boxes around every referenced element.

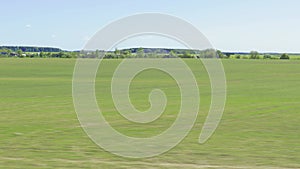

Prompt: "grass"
[0,58,299,168]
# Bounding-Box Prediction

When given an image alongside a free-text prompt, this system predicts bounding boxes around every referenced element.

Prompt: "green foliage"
[1,46,299,60]
[169,50,177,58]
[0,46,62,52]
[250,51,259,59]
[280,53,289,60]
[0,48,12,57]
[263,54,272,59]
[242,55,249,59]
[181,51,193,58]
[216,50,225,58]
[16,49,23,56]
[104,53,115,59]
[114,48,120,57]
[136,47,145,58]
[198,49,216,58]
[145,53,158,58]
[121,49,131,58]
[39,51,44,58]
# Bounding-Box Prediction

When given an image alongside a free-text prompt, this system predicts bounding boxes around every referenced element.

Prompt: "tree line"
[0,46,293,59]
[217,50,290,60]
[0,46,62,53]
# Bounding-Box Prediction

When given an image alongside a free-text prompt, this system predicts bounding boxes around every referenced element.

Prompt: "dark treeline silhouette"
[0,46,62,52]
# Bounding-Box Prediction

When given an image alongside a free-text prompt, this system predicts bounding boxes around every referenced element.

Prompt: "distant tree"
[205,49,216,58]
[104,53,115,59]
[0,48,12,57]
[216,50,225,58]
[169,50,177,58]
[198,49,216,58]
[114,48,121,58]
[242,55,249,59]
[181,51,192,58]
[250,51,259,59]
[17,49,23,57]
[263,54,272,59]
[224,52,233,58]
[145,53,157,58]
[137,47,145,58]
[7,48,12,56]
[280,53,289,60]
[39,51,44,58]
[122,49,132,58]
[95,50,100,58]
[46,52,52,58]
[70,52,79,58]
[28,53,37,58]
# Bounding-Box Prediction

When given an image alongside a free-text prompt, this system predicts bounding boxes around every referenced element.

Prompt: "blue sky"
[1,0,300,52]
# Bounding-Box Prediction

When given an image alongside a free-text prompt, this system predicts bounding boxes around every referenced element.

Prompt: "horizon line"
[1,45,299,54]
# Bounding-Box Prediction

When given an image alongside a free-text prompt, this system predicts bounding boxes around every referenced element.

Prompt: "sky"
[1,0,300,52]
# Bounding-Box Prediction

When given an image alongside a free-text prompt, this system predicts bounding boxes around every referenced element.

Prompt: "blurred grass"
[0,58,299,168]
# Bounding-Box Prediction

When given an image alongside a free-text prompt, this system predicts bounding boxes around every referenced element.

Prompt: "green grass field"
[0,58,299,168]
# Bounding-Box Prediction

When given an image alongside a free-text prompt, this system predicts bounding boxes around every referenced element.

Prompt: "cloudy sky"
[1,0,300,52]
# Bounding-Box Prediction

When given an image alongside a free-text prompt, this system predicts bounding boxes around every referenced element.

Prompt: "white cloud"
[51,34,56,38]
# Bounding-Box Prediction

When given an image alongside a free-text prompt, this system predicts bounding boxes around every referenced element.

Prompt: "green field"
[0,58,299,168]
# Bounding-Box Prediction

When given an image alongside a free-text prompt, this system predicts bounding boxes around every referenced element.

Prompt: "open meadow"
[0,58,299,168]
